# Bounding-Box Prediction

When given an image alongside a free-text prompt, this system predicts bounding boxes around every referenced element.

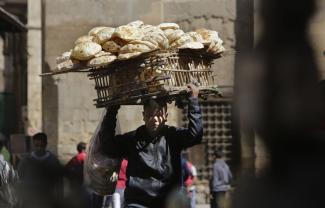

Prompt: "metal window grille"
[181,99,236,180]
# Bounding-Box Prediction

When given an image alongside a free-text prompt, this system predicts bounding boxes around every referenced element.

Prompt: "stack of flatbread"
[54,20,225,72]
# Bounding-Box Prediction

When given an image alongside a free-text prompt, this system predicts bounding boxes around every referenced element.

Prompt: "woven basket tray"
[87,48,221,108]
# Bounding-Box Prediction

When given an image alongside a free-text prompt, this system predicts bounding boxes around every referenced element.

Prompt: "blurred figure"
[91,192,105,208]
[0,137,19,207]
[64,142,91,208]
[0,133,11,163]
[187,162,197,208]
[115,159,127,207]
[181,153,197,208]
[65,142,87,188]
[234,0,325,208]
[165,187,191,208]
[210,150,232,208]
[104,159,128,208]
[18,132,63,208]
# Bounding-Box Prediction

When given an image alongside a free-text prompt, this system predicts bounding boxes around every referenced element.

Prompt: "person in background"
[104,159,128,208]
[186,161,197,208]
[181,152,197,208]
[18,132,64,208]
[0,133,11,163]
[65,142,87,188]
[115,159,128,207]
[0,137,19,207]
[64,142,91,208]
[210,149,232,208]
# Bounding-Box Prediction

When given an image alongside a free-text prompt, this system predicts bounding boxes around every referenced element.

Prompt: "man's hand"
[106,104,120,113]
[109,171,119,182]
[187,84,199,98]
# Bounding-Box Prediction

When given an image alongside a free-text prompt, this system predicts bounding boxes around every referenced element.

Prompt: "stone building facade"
[37,0,251,162]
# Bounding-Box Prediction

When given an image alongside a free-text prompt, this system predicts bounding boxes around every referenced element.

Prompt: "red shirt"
[65,152,86,186]
[185,161,194,187]
[116,159,128,189]
[67,152,86,167]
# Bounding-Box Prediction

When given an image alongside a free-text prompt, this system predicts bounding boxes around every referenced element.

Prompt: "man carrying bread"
[97,84,203,208]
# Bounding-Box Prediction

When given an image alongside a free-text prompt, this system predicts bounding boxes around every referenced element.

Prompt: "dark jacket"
[18,151,64,206]
[98,97,203,207]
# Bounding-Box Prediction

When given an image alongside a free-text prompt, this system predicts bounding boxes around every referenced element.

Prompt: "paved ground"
[197,205,210,208]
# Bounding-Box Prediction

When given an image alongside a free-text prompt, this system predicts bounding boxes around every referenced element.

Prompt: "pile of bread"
[55,20,225,71]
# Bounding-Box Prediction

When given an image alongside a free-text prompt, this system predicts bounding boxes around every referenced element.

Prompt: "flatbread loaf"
[87,55,117,67]
[113,25,144,42]
[170,33,192,48]
[187,32,203,42]
[102,41,121,53]
[127,20,144,28]
[117,52,141,60]
[74,35,95,45]
[88,26,107,36]
[55,59,80,71]
[141,25,169,49]
[129,40,158,50]
[93,27,115,44]
[94,51,113,58]
[71,42,102,61]
[119,43,151,54]
[56,51,71,64]
[178,42,204,49]
[158,23,180,30]
[166,29,185,44]
[196,28,222,45]
[110,37,129,47]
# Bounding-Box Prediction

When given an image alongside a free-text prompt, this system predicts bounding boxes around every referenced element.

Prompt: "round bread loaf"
[71,42,102,61]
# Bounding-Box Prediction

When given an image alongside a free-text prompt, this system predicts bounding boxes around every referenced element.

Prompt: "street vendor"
[97,83,203,208]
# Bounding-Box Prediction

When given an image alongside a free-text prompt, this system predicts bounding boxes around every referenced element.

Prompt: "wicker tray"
[41,48,222,108]
[88,48,221,108]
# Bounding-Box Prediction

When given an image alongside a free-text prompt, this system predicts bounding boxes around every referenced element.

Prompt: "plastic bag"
[84,109,122,196]
[165,186,191,208]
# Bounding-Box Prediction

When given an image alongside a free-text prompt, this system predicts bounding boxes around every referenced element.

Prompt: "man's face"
[143,106,168,134]
[33,140,47,155]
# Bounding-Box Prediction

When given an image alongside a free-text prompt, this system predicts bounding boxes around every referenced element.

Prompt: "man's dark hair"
[77,142,87,153]
[143,98,167,111]
[214,149,223,158]
[181,151,189,160]
[32,132,48,144]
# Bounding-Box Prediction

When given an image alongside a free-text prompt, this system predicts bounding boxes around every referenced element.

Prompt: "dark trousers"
[211,191,226,208]
[91,192,104,208]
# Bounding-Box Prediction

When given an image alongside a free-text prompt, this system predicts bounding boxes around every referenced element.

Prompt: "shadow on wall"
[42,62,59,156]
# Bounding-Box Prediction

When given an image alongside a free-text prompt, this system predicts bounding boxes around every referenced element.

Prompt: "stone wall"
[163,0,236,90]
[28,0,43,136]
